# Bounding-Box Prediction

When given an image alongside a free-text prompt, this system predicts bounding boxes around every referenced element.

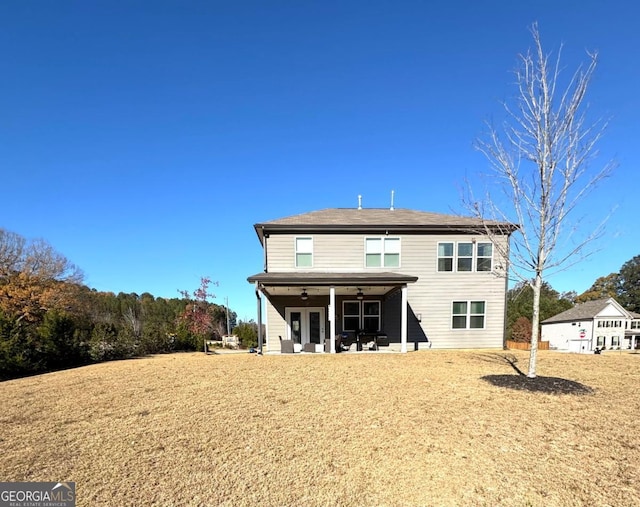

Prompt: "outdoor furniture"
[280,339,295,354]
[303,343,316,353]
[376,334,389,347]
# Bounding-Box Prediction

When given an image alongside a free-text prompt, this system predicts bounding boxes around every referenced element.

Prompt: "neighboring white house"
[541,298,640,353]
[247,207,517,353]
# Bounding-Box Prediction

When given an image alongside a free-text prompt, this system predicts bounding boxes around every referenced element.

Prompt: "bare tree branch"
[464,23,615,377]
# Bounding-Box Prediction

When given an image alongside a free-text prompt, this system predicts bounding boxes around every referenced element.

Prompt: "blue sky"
[1,1,637,321]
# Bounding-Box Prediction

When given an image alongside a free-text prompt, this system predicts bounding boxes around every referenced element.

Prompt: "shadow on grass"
[476,353,594,395]
[481,374,594,395]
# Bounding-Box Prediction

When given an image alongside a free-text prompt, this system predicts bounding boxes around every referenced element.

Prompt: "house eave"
[253,223,517,245]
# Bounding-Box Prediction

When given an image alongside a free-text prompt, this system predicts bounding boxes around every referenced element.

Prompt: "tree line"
[0,228,258,380]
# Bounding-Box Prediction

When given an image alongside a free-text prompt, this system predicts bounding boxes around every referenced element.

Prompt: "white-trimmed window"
[597,336,605,348]
[452,301,485,329]
[457,243,473,271]
[612,336,620,348]
[295,237,313,267]
[477,243,493,271]
[342,300,381,332]
[362,301,381,332]
[437,242,454,271]
[437,241,493,272]
[365,237,400,268]
[343,301,360,331]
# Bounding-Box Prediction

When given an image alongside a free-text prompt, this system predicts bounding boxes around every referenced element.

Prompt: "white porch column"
[401,285,408,353]
[329,285,336,354]
[329,286,336,353]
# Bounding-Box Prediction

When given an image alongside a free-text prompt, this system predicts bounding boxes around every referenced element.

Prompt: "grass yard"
[1,349,639,507]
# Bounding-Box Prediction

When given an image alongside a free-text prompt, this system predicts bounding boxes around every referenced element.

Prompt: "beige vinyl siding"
[267,234,367,271]
[399,234,507,348]
[264,232,509,350]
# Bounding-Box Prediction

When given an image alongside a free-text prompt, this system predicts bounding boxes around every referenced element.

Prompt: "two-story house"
[247,207,516,353]
[541,298,640,353]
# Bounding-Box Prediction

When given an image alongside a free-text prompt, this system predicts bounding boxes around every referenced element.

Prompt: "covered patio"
[248,272,419,354]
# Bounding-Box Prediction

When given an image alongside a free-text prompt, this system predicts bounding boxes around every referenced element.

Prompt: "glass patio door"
[286,307,325,345]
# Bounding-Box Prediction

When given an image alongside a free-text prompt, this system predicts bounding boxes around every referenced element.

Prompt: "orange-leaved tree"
[178,276,218,351]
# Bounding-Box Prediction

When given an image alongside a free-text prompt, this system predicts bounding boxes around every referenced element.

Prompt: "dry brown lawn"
[1,349,639,507]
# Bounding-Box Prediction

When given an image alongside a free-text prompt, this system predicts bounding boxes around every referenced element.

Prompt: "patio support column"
[255,282,263,355]
[329,286,336,353]
[401,284,408,353]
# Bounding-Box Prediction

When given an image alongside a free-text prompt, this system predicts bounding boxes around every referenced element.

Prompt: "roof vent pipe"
[390,190,395,211]
[358,194,362,210]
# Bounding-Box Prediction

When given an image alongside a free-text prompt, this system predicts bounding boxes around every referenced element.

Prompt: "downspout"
[262,228,269,273]
[255,283,263,355]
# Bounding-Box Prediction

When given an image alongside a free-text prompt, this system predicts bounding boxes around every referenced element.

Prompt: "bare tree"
[0,228,83,283]
[467,24,615,377]
[0,228,26,278]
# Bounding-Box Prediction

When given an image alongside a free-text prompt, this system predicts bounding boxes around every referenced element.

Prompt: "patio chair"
[303,343,316,353]
[280,339,295,354]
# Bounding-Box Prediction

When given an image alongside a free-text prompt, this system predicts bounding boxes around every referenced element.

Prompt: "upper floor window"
[457,243,473,271]
[295,237,313,267]
[599,319,624,328]
[477,243,493,271]
[365,237,400,268]
[437,243,454,271]
[438,241,493,272]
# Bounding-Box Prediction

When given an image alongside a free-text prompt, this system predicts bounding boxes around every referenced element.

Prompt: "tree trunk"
[528,272,543,378]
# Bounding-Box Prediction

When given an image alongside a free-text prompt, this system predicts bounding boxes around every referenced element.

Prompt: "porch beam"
[401,285,408,353]
[329,286,336,353]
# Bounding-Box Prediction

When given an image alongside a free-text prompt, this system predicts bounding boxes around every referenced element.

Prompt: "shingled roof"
[253,208,517,243]
[541,298,631,324]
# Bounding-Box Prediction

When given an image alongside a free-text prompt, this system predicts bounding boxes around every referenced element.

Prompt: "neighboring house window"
[365,238,400,268]
[612,336,620,348]
[437,241,493,272]
[437,242,454,272]
[596,336,605,348]
[452,301,485,329]
[342,300,381,332]
[632,321,640,330]
[295,237,313,267]
[457,243,473,272]
[477,243,493,271]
